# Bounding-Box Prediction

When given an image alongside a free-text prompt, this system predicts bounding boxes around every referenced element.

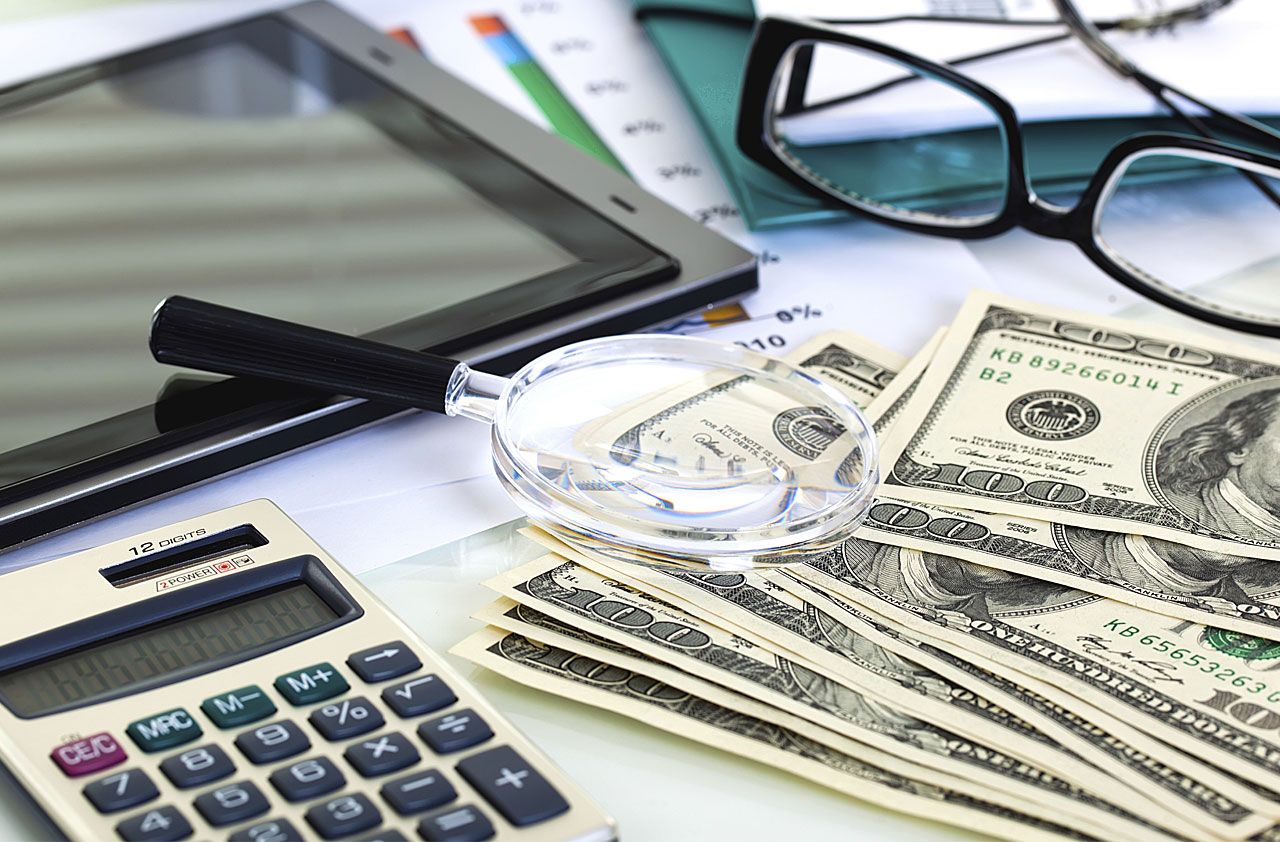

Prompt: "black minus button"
[456,746,568,827]
[348,641,421,683]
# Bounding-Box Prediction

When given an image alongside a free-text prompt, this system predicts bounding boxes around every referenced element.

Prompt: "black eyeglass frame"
[737,16,1280,336]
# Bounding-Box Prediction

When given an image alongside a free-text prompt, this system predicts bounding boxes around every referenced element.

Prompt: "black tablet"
[0,2,755,551]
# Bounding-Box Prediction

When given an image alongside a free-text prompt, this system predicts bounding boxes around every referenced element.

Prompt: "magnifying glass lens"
[493,335,878,570]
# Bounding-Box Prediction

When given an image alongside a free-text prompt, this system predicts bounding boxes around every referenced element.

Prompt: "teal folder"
[635,0,1280,231]
[634,0,850,230]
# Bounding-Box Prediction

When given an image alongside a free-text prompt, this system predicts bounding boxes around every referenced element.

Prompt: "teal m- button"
[201,685,277,728]
[126,707,201,752]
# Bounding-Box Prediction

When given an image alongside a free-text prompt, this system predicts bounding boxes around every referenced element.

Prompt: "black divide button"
[382,675,456,718]
[193,780,270,827]
[416,804,493,841]
[305,793,382,839]
[270,756,346,802]
[310,696,385,741]
[417,709,491,755]
[84,768,159,813]
[159,744,235,789]
[355,832,408,842]
[235,720,310,764]
[348,641,421,683]
[345,732,420,777]
[456,746,569,827]
[116,805,193,841]
[380,768,457,815]
[228,818,304,842]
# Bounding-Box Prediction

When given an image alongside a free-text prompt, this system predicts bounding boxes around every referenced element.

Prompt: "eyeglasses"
[736,3,1280,337]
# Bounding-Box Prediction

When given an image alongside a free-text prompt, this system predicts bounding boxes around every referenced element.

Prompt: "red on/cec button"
[51,732,126,777]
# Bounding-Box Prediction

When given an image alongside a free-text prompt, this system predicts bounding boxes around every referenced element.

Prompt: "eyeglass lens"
[765,40,1010,227]
[1096,151,1280,324]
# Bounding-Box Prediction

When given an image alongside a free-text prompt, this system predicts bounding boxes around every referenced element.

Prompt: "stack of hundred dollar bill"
[453,290,1280,842]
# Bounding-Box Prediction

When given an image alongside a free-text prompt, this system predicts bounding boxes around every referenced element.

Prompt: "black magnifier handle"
[149,296,465,413]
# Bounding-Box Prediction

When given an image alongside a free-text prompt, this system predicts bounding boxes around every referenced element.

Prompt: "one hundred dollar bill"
[863,499,1280,643]
[453,626,1098,842]
[519,525,1265,839]
[484,556,1186,837]
[878,290,1280,560]
[791,537,1280,802]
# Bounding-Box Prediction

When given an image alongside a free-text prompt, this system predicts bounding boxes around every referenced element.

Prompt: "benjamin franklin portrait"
[1060,527,1279,608]
[1154,385,1280,541]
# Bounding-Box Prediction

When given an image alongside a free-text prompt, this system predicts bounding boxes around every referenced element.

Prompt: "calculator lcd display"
[0,583,336,717]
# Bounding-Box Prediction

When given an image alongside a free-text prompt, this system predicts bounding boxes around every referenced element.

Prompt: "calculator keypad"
[380,769,456,816]
[202,686,277,729]
[275,663,349,706]
[310,696,385,741]
[227,817,302,841]
[345,733,419,777]
[305,793,382,839]
[418,709,493,755]
[115,805,193,841]
[83,768,159,813]
[193,780,270,826]
[381,675,456,719]
[235,720,311,765]
[127,709,202,754]
[457,747,569,828]
[66,639,583,841]
[159,744,235,789]
[347,641,421,683]
[269,756,346,802]
[417,803,494,842]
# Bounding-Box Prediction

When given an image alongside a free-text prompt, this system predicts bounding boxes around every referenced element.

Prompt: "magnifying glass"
[149,297,878,571]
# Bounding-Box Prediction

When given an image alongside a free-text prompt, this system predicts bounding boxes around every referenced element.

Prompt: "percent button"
[308,696,384,741]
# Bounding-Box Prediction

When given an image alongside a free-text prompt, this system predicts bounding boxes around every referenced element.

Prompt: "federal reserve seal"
[1005,391,1101,441]
[773,406,846,460]
[1202,628,1280,661]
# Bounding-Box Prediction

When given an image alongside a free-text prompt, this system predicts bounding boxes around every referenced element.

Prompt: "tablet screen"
[0,16,665,472]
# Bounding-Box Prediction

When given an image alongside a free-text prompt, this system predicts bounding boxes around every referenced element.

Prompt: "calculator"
[0,500,616,842]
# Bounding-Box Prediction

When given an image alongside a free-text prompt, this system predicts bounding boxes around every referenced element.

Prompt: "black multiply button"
[345,732,419,777]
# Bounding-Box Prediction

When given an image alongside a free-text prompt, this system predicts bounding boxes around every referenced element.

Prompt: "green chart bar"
[471,14,627,175]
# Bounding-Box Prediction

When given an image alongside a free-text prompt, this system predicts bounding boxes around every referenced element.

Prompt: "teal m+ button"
[275,662,348,706]
[126,707,201,752]
[201,685,277,728]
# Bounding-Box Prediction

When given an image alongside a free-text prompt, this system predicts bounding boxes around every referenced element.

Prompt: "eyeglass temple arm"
[1051,0,1279,209]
